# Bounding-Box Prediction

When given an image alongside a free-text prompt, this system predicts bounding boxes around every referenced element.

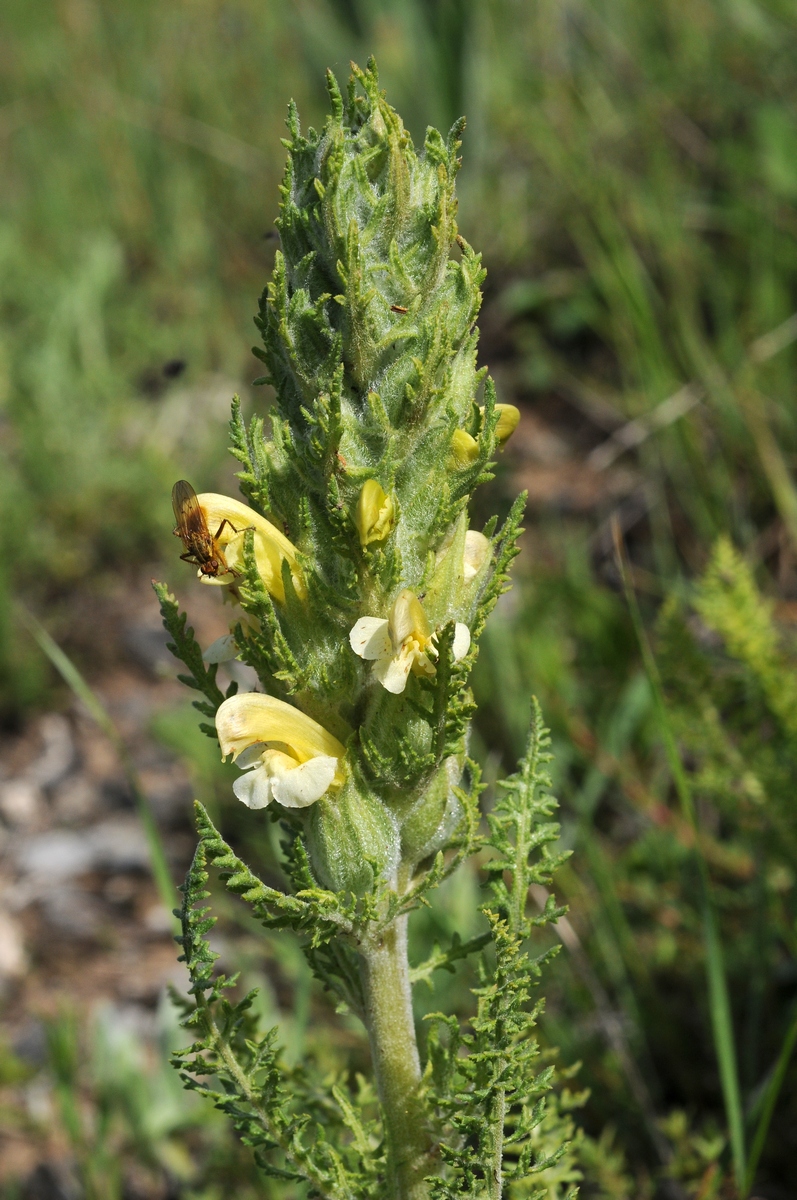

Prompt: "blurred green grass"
[4,0,797,1194]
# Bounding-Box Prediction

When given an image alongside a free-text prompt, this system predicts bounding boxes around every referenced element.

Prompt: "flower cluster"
[172,480,518,810]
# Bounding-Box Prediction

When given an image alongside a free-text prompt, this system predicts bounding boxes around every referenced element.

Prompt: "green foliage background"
[3,0,797,1196]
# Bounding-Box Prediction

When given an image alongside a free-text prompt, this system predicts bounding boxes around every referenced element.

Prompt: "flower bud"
[493,403,520,445]
[355,479,395,546]
[449,428,479,467]
[463,530,492,582]
[464,402,520,447]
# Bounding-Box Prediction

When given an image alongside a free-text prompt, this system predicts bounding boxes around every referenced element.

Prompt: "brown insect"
[172,480,238,578]
[390,304,408,314]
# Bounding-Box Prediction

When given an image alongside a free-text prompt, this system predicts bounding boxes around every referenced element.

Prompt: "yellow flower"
[216,693,345,810]
[449,429,479,467]
[349,589,471,695]
[492,403,520,445]
[197,493,305,603]
[463,530,491,582]
[355,479,395,546]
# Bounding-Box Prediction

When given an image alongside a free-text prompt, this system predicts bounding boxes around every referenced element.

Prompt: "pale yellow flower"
[216,693,345,810]
[197,493,305,603]
[463,530,492,582]
[349,589,471,695]
[355,480,395,546]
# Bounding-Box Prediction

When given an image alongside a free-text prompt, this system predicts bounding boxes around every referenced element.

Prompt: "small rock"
[89,817,151,871]
[29,714,75,790]
[40,886,102,938]
[0,909,26,979]
[0,779,42,828]
[16,818,152,893]
[18,831,94,881]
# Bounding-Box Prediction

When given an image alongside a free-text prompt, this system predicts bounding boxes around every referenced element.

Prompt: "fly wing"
[172,480,208,544]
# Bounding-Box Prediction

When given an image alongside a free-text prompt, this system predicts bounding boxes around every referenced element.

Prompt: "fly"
[172,480,239,578]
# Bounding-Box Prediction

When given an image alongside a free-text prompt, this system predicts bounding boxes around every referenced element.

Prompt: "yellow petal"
[389,589,431,649]
[449,428,479,467]
[355,480,395,546]
[216,693,345,778]
[197,493,305,602]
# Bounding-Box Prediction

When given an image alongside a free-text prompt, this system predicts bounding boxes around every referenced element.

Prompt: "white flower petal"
[374,647,414,694]
[453,623,471,661]
[233,766,272,810]
[202,634,238,663]
[270,755,338,808]
[349,617,392,661]
[236,742,268,769]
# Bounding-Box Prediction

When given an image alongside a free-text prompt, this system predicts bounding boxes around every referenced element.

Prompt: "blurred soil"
[0,576,235,1190]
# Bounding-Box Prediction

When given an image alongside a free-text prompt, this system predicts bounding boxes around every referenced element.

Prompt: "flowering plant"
[154,60,571,1200]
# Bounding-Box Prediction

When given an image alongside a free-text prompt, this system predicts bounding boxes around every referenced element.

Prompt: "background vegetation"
[2,0,797,1195]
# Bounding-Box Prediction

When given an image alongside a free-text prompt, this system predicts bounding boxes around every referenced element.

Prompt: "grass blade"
[612,520,747,1191]
[744,1004,797,1193]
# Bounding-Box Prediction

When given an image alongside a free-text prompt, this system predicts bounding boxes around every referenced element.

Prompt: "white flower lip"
[216,693,345,812]
[349,617,392,660]
[234,752,339,810]
[350,590,471,695]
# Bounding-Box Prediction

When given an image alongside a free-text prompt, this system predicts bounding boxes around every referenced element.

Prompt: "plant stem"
[361,914,431,1200]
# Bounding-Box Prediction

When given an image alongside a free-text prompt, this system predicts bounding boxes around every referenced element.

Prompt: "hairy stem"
[361,915,431,1200]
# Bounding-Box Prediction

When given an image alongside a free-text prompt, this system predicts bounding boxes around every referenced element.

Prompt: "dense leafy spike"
[166,62,566,1198]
